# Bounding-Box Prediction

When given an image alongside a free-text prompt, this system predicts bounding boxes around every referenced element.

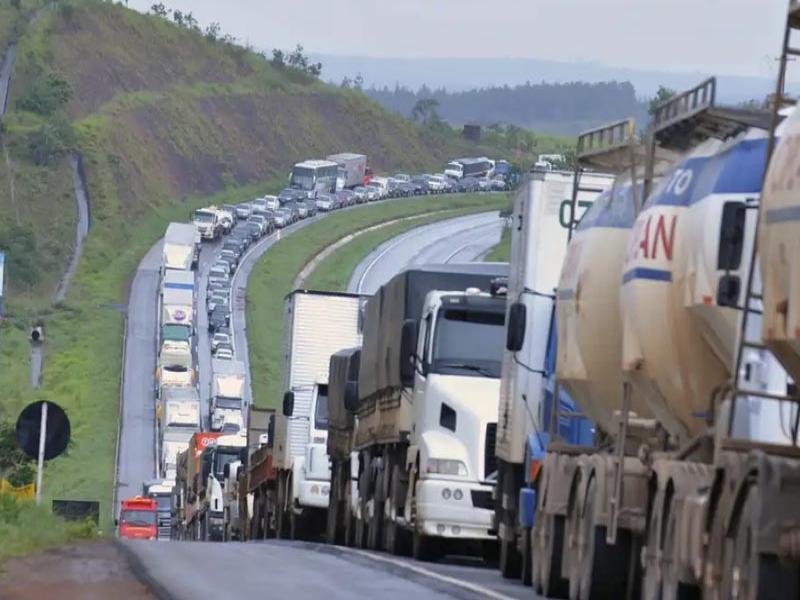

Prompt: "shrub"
[16,73,73,116]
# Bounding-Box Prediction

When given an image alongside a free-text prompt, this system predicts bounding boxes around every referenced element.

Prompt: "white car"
[316,195,334,212]
[211,332,231,352]
[263,195,280,210]
[215,347,234,360]
[427,175,447,193]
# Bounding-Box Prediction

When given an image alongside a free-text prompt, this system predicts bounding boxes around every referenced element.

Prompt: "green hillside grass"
[247,193,510,409]
[485,222,511,262]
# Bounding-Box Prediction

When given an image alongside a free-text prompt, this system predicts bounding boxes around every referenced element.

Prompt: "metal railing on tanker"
[727,4,800,451]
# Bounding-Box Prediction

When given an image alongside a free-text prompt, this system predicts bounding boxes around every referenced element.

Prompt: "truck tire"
[520,526,532,586]
[276,475,288,539]
[327,465,342,545]
[383,464,409,555]
[498,461,522,578]
[538,514,568,599]
[412,529,441,562]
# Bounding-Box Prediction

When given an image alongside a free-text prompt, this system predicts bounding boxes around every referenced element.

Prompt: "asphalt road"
[116,241,161,510]
[348,211,505,294]
[122,540,529,600]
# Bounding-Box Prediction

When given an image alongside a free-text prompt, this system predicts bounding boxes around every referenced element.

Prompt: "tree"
[171,9,184,27]
[150,2,167,17]
[271,48,285,68]
[411,98,440,123]
[648,85,676,115]
[287,44,308,70]
[204,22,221,41]
[0,421,34,486]
[340,76,352,89]
[353,73,364,90]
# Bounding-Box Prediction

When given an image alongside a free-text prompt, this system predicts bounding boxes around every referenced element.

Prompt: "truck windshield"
[214,451,240,480]
[291,167,315,190]
[120,509,156,527]
[314,385,329,430]
[431,308,505,378]
[215,397,242,410]
[193,211,214,223]
[152,495,170,511]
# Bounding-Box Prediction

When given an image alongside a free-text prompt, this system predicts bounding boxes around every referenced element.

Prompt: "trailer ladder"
[727,0,800,453]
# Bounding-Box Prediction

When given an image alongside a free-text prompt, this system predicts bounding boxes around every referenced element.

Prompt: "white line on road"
[338,548,517,600]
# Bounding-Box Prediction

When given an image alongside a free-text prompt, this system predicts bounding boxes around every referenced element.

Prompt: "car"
[251,197,268,213]
[231,229,251,249]
[394,181,414,197]
[245,222,262,241]
[223,239,244,256]
[247,215,268,236]
[411,176,431,194]
[315,194,334,212]
[300,200,317,217]
[393,173,411,183]
[224,204,239,220]
[208,306,230,333]
[490,177,507,191]
[235,202,252,220]
[208,264,230,285]
[353,186,370,203]
[337,190,356,206]
[207,289,228,309]
[211,332,231,352]
[477,177,493,191]
[457,176,480,193]
[293,201,309,219]
[263,195,280,211]
[273,209,291,228]
[218,254,237,273]
[207,278,227,293]
[216,208,234,234]
[285,203,302,222]
[215,347,234,360]
[213,259,233,274]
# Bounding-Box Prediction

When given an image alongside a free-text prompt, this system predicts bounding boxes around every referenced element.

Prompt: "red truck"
[118,496,158,540]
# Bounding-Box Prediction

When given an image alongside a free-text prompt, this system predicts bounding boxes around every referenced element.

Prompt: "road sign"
[15,401,71,505]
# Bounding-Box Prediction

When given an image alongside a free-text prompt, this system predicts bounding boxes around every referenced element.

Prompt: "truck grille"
[471,490,493,510]
[484,423,497,479]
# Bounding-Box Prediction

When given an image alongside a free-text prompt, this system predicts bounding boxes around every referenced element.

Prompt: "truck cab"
[143,480,175,540]
[118,497,158,540]
[199,434,247,541]
[192,208,221,241]
[404,287,506,543]
[291,382,331,510]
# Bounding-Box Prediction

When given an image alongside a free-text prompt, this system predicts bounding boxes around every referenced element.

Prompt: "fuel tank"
[556,181,652,436]
[621,129,769,443]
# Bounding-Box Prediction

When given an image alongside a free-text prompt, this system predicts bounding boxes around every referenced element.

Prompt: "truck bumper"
[297,479,330,509]
[416,479,496,540]
[209,511,224,536]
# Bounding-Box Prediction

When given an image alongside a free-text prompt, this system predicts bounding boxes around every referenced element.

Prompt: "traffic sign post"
[15,401,71,504]
[35,402,47,505]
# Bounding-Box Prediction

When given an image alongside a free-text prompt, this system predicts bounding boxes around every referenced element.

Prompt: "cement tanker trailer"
[528,77,799,600]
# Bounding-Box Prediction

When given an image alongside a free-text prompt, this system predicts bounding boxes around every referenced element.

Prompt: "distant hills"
[313,54,778,134]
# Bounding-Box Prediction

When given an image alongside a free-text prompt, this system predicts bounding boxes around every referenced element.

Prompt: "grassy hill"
[0,0,539,522]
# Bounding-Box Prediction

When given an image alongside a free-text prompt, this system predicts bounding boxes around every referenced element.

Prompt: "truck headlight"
[426,459,467,477]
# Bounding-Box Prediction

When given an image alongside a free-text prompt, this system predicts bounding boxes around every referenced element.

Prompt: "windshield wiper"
[438,362,495,377]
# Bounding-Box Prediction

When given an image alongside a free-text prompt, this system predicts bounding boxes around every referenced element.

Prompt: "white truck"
[210,359,247,434]
[332,264,508,560]
[196,432,247,541]
[162,222,199,271]
[271,290,364,540]
[192,207,222,241]
[143,478,175,539]
[161,280,195,334]
[327,152,367,189]
[158,387,201,480]
[493,165,614,577]
[158,340,192,369]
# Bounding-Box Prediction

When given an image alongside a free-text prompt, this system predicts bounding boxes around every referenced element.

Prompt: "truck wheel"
[326,465,341,545]
[520,526,532,586]
[539,513,568,598]
[367,467,384,550]
[343,472,354,547]
[276,476,287,539]
[383,465,409,555]
[412,529,440,562]
[498,463,522,578]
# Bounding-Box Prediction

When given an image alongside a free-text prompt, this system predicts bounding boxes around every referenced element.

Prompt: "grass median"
[247,193,510,409]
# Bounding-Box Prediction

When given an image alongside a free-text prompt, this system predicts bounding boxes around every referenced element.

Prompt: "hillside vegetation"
[0,0,527,522]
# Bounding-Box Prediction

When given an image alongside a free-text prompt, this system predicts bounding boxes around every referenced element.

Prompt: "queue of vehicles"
[163,59,800,599]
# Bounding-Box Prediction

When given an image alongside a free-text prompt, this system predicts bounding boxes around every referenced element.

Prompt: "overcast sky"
[127,0,788,78]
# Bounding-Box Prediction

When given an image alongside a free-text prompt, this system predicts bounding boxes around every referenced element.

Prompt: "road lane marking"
[338,547,517,600]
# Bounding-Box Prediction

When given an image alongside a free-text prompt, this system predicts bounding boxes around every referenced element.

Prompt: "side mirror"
[506,302,526,352]
[223,463,230,479]
[344,381,359,413]
[114,518,119,527]
[400,319,419,388]
[283,391,295,417]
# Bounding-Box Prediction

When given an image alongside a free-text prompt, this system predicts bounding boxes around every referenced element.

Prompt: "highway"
[116,200,539,598]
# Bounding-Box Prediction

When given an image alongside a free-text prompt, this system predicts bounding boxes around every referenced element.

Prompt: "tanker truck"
[494,159,614,578]
[346,264,508,559]
[519,77,798,600]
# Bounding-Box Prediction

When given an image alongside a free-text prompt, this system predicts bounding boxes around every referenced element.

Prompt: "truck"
[158,339,192,369]
[444,157,494,180]
[511,74,800,600]
[193,433,247,541]
[161,271,194,334]
[172,431,223,540]
[162,222,200,271]
[254,291,364,541]
[192,207,222,241]
[222,407,276,541]
[118,496,158,540]
[337,264,508,560]
[289,160,340,199]
[210,359,247,434]
[143,479,175,539]
[327,153,367,189]
[494,156,615,580]
[158,386,200,479]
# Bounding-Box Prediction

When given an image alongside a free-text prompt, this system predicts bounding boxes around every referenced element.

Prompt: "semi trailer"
[494,163,614,579]
[210,359,247,434]
[335,264,509,559]
[162,222,199,272]
[327,153,367,189]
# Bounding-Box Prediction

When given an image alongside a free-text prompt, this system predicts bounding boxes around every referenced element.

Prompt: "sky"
[126,0,789,79]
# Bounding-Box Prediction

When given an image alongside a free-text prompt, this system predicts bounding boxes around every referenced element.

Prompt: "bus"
[289,160,340,198]
[118,496,158,540]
